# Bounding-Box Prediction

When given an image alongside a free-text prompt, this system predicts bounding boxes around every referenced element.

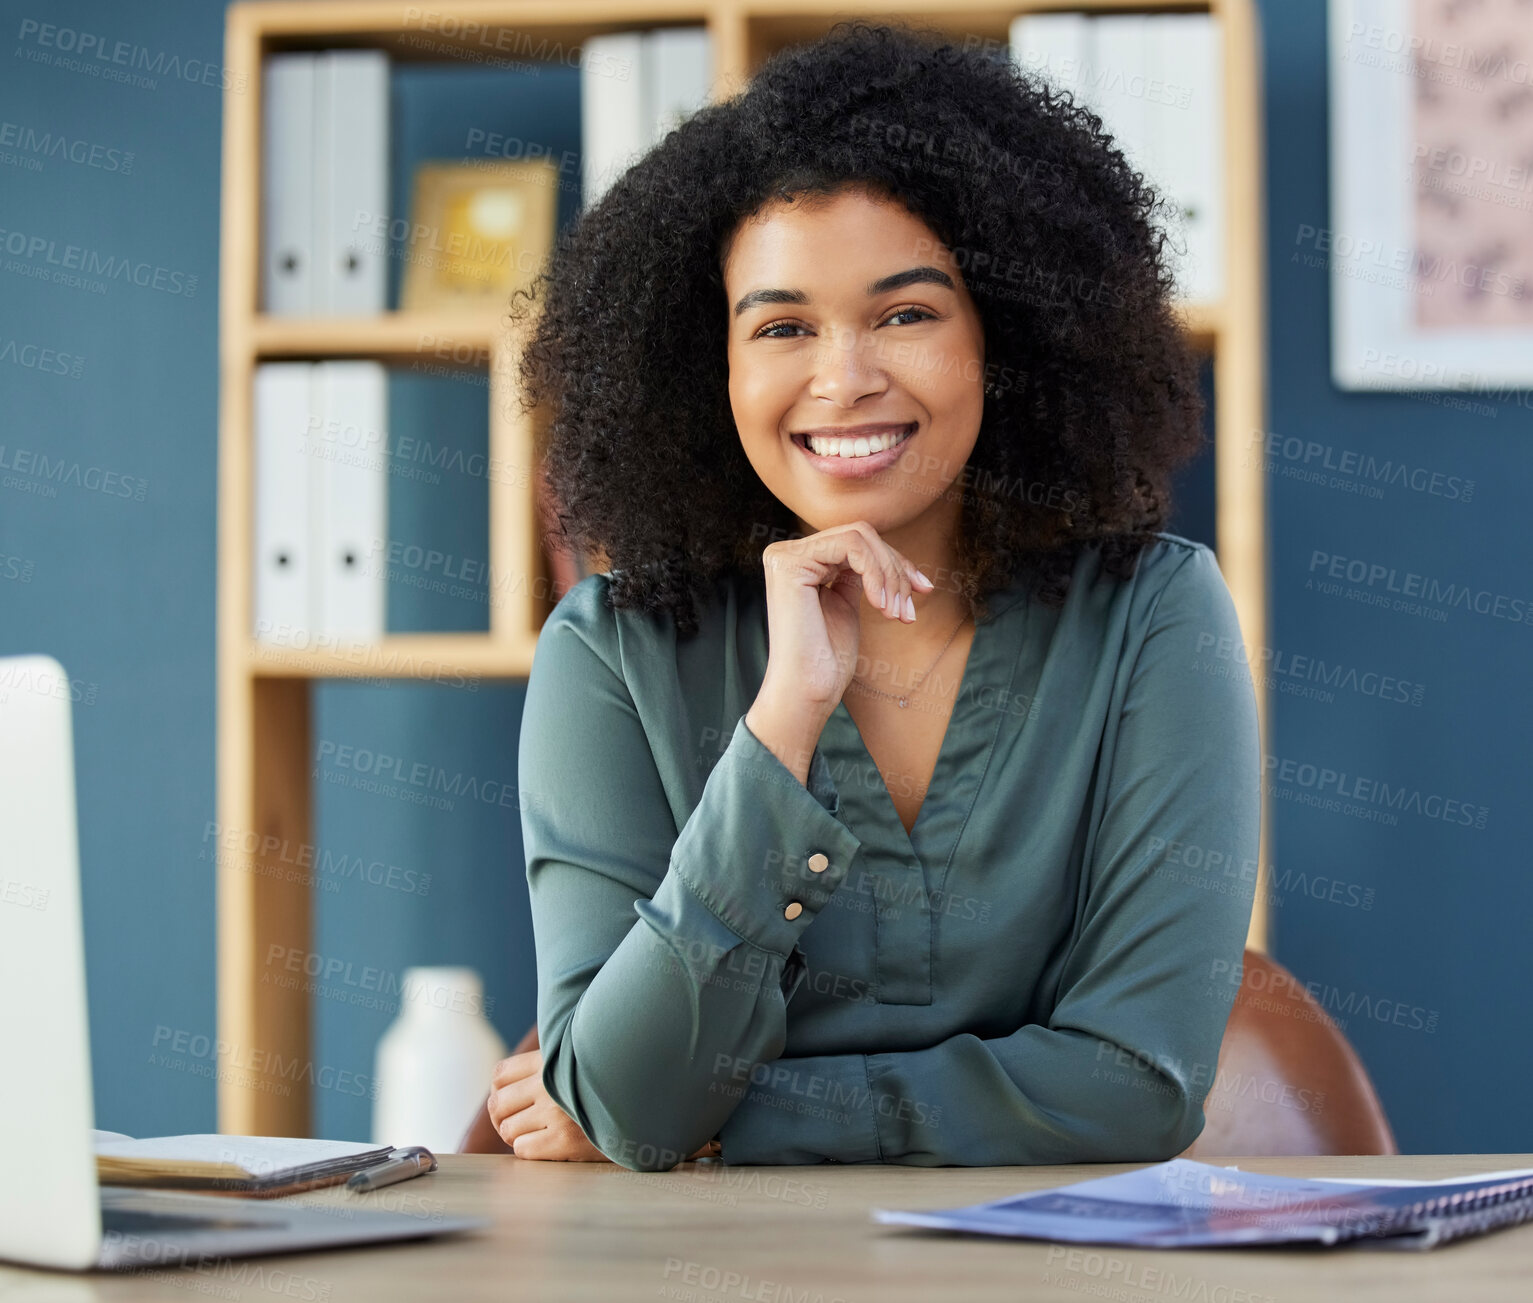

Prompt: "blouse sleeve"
[521,580,863,1171]
[713,545,1264,1164]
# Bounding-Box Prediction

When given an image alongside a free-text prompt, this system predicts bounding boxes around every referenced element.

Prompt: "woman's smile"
[791,420,919,477]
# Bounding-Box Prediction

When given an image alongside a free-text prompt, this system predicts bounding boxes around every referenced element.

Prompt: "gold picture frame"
[400,158,558,312]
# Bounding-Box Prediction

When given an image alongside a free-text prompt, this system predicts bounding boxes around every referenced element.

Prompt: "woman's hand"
[757,520,935,713]
[487,1049,610,1161]
[487,1050,721,1163]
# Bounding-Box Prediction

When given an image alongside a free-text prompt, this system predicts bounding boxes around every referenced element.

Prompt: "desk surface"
[5,1154,1533,1300]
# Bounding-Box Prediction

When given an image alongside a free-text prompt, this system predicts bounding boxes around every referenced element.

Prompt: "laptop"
[0,654,488,1270]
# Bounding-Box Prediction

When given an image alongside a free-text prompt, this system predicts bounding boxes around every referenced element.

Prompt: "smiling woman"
[487,20,1260,1172]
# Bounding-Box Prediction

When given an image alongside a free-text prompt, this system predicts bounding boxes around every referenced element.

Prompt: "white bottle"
[372,967,508,1152]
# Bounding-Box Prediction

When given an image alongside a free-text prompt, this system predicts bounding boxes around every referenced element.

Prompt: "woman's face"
[722,187,987,539]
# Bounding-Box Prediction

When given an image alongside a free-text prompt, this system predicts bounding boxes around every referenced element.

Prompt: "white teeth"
[805,426,914,458]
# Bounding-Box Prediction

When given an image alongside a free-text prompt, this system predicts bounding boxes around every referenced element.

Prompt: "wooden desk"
[5,1154,1532,1299]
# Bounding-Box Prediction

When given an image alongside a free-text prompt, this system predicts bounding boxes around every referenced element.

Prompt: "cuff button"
[807,853,829,874]
[784,901,804,920]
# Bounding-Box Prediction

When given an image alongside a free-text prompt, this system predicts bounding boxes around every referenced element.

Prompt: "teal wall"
[1253,4,1532,1153]
[1,0,1528,1151]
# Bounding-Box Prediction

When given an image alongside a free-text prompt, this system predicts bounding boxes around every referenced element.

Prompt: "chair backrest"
[1183,948,1398,1157]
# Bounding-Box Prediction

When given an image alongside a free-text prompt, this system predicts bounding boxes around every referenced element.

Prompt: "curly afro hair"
[509,19,1207,637]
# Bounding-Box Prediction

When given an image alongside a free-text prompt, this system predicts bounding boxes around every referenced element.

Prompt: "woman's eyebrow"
[731,265,955,318]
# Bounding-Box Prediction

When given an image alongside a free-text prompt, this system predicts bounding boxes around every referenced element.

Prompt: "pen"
[347,1146,438,1193]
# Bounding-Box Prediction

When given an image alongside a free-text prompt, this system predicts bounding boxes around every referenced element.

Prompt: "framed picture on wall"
[1328,0,1533,391]
[400,159,558,312]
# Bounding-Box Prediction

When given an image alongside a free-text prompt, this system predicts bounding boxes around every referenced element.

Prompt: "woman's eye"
[751,306,935,339]
[753,320,804,339]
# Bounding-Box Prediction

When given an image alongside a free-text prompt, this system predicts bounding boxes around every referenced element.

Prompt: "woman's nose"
[806,325,890,401]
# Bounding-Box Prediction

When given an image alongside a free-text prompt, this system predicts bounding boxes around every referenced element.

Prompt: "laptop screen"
[0,654,104,1269]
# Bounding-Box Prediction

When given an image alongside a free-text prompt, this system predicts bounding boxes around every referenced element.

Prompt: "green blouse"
[520,533,1261,1171]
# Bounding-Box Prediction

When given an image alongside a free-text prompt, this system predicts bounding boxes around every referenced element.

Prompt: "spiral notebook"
[873,1158,1533,1251]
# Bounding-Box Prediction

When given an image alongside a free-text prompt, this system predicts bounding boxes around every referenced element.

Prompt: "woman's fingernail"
[915,569,933,588]
[874,584,885,609]
[903,594,916,621]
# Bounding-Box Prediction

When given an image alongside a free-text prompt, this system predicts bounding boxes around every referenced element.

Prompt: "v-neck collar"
[737,573,1032,874]
[819,577,1031,875]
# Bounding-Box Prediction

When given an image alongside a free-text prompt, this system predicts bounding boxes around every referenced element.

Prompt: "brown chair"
[1183,948,1398,1157]
[460,950,1398,1158]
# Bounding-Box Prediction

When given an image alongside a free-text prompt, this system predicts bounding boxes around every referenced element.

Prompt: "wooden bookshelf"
[251,311,505,364]
[218,0,1269,1135]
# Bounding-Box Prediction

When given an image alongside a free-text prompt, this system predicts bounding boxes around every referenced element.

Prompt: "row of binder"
[253,361,595,645]
[254,363,386,642]
[1009,12,1225,305]
[580,27,712,210]
[262,33,712,309]
[262,50,390,316]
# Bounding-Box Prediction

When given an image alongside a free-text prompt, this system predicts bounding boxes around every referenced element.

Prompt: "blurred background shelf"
[249,312,510,364]
[245,633,537,679]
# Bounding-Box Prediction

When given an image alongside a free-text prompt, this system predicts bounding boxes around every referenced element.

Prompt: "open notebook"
[92,1130,398,1197]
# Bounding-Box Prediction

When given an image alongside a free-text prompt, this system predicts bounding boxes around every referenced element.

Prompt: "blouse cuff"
[664,714,862,959]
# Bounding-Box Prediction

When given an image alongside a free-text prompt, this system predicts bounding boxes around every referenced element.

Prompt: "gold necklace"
[849,611,970,709]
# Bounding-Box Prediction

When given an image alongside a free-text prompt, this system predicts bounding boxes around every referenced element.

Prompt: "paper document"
[92,1132,396,1195]
[94,1134,385,1176]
